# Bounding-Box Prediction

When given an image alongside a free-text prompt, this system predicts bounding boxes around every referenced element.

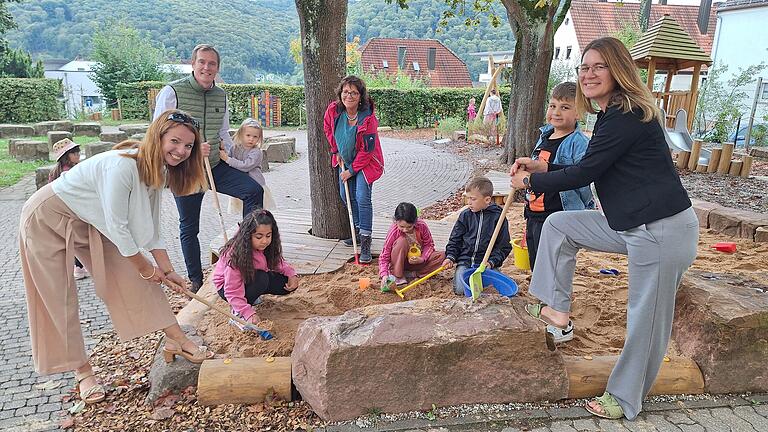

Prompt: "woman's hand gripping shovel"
[164,279,273,340]
[340,159,360,265]
[468,188,515,301]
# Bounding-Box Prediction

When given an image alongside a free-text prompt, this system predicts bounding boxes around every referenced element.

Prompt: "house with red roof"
[359,38,473,88]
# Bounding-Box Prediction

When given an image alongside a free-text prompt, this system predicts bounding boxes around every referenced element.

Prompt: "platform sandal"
[163,341,214,364]
[75,371,106,404]
[585,391,624,419]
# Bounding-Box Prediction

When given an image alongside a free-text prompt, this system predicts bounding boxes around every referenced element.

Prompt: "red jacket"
[323,100,384,183]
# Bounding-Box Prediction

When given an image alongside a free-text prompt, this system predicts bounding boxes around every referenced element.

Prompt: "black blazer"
[530,105,691,231]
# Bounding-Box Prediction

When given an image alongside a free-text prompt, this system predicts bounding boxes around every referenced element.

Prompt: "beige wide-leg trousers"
[19,184,177,375]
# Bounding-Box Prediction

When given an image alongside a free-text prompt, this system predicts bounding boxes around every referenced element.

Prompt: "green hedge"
[116,81,510,128]
[0,78,63,123]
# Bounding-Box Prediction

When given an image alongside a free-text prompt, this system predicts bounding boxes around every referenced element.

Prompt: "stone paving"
[1,131,766,431]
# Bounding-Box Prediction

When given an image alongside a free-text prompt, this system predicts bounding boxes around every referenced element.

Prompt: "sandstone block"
[292,297,568,421]
[85,141,115,158]
[0,124,35,138]
[708,208,742,237]
[756,227,768,242]
[10,140,48,161]
[73,122,102,137]
[672,271,768,394]
[99,131,128,143]
[36,165,55,190]
[118,123,149,135]
[690,199,723,229]
[34,120,73,135]
[263,138,296,163]
[47,131,72,152]
[452,130,467,141]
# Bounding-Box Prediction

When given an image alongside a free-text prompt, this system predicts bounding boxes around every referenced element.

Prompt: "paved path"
[0,132,470,431]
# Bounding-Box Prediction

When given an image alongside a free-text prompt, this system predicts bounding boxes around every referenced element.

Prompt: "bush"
[116,81,511,128]
[436,117,465,138]
[0,78,62,123]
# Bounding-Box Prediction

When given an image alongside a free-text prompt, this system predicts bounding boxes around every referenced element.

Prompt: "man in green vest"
[154,44,264,292]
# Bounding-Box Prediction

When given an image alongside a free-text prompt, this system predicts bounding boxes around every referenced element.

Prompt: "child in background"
[378,202,445,292]
[442,177,512,295]
[212,209,299,326]
[48,138,88,280]
[467,97,477,122]
[524,82,594,271]
[220,118,276,210]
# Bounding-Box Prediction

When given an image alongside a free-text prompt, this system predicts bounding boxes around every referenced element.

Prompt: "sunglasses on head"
[167,112,200,130]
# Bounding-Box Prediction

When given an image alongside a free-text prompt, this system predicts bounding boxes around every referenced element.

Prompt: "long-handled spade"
[395,265,446,299]
[468,188,516,301]
[204,157,229,243]
[339,160,360,264]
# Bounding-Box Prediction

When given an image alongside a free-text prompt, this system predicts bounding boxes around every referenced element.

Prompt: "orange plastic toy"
[711,242,737,253]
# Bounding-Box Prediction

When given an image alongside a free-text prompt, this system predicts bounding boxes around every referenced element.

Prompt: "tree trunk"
[500,0,570,164]
[295,0,351,239]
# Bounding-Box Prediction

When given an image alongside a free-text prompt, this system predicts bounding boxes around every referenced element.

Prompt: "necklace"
[346,112,358,122]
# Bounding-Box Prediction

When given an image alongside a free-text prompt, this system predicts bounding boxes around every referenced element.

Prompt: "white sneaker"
[74,267,88,280]
[547,320,574,343]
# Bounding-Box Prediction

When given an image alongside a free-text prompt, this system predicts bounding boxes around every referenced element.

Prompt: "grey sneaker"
[547,320,574,343]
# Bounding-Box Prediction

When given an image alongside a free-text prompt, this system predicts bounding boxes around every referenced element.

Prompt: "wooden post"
[728,160,744,176]
[696,164,708,172]
[707,148,722,173]
[717,143,734,174]
[688,64,702,131]
[197,357,292,405]
[564,355,704,399]
[741,155,753,178]
[646,58,656,91]
[677,151,691,169]
[688,139,703,171]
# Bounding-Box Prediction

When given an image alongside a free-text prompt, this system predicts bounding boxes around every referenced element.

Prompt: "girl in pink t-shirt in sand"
[212,209,299,327]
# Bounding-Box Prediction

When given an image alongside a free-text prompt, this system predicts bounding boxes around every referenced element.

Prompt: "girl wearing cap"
[19,110,213,405]
[48,139,89,280]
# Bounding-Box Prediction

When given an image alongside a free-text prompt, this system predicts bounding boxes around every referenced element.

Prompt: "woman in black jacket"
[510,37,698,420]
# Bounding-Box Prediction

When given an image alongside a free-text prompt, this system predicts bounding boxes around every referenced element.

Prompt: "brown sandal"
[163,341,214,364]
[75,372,106,404]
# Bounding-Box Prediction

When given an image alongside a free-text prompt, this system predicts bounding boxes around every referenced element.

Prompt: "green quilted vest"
[169,74,227,168]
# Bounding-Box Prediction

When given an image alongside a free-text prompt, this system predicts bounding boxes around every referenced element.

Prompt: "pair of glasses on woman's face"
[167,112,200,130]
[576,63,609,75]
[342,91,360,97]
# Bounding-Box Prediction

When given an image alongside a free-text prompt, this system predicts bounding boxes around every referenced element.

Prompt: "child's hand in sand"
[442,258,454,269]
[247,313,261,325]
[286,275,299,291]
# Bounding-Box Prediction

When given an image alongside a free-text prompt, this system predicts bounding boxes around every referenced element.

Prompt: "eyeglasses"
[576,63,609,75]
[341,91,360,97]
[167,112,200,130]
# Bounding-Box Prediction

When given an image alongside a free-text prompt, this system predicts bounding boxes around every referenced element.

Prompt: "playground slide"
[663,109,710,166]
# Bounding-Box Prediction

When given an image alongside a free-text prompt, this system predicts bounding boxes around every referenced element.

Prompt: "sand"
[197,211,768,359]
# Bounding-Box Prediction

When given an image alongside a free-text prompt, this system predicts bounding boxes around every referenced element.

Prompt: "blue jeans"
[338,168,373,235]
[453,264,469,295]
[176,161,264,286]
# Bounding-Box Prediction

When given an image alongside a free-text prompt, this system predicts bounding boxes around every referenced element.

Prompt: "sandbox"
[164,209,768,421]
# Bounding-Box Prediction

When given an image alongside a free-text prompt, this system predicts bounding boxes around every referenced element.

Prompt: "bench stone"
[263,137,296,163]
[672,271,768,394]
[35,165,55,190]
[85,141,116,158]
[34,120,73,135]
[0,124,35,138]
[292,297,568,421]
[10,140,48,162]
[130,133,145,141]
[99,131,129,143]
[118,124,149,135]
[709,207,768,240]
[690,199,724,229]
[452,130,467,141]
[47,131,73,152]
[757,227,768,242]
[72,122,102,137]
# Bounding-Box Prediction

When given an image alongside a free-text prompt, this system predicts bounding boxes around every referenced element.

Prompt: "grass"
[0,136,101,189]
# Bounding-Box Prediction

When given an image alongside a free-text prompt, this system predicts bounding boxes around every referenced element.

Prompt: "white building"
[711,0,768,121]
[44,60,193,118]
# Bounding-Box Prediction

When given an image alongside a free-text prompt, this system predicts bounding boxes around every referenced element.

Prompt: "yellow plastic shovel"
[395,265,446,299]
[468,188,515,301]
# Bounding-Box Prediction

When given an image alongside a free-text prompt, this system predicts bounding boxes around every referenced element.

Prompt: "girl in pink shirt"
[378,202,445,292]
[213,209,299,325]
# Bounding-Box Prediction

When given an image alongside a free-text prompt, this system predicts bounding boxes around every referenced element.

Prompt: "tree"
[0,0,21,37]
[0,42,44,77]
[89,23,167,107]
[295,0,351,239]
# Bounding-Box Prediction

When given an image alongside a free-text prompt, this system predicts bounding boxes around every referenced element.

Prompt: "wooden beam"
[688,139,703,171]
[741,155,753,178]
[729,160,744,176]
[646,58,657,91]
[564,355,704,399]
[717,143,734,174]
[197,357,292,405]
[707,148,721,173]
[688,64,702,130]
[677,151,691,169]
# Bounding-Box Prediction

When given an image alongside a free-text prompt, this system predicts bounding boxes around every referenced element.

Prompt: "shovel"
[468,188,515,301]
[395,265,446,299]
[339,160,360,264]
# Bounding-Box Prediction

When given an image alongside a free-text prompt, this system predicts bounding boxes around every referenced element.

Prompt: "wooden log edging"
[197,357,292,405]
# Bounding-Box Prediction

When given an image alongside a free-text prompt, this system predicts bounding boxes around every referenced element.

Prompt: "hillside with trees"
[5,0,514,83]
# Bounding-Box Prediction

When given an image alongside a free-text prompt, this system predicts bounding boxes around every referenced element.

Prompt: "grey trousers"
[529,207,698,420]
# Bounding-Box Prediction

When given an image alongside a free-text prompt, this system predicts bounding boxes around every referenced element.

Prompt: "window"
[427,47,436,70]
[382,60,389,69]
[566,46,572,60]
[413,61,420,71]
[554,47,561,59]
[398,46,407,69]
[762,82,768,100]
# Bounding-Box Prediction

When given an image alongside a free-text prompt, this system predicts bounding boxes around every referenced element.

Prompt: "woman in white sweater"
[19,110,210,405]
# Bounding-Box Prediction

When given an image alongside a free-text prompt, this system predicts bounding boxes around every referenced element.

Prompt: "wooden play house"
[630,15,712,130]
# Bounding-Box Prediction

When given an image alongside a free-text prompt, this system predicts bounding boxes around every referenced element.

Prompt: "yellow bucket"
[512,238,531,271]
